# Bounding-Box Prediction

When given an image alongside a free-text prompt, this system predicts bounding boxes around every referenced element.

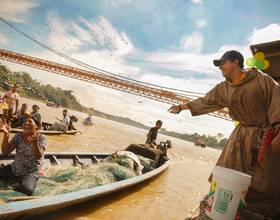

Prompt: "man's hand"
[168,105,182,114]
[0,120,10,134]
[55,117,62,122]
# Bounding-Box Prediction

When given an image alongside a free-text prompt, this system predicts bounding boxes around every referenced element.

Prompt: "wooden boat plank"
[92,155,101,164]
[0,152,109,168]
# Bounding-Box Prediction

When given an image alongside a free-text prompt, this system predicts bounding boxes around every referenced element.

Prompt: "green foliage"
[0,63,87,112]
[159,128,227,149]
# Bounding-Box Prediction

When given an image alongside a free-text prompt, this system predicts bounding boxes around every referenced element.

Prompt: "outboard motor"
[68,115,78,130]
[125,140,172,168]
[157,140,172,153]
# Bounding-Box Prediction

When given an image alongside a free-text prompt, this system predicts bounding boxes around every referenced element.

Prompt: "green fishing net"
[0,154,155,202]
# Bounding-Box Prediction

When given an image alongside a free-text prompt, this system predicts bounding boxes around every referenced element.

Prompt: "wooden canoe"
[0,120,79,135]
[0,152,169,219]
[7,128,79,135]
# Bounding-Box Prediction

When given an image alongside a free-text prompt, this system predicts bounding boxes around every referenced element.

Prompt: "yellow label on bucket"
[211,180,217,192]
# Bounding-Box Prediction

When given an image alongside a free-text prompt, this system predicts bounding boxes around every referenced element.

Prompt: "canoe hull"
[5,129,79,135]
[0,152,169,219]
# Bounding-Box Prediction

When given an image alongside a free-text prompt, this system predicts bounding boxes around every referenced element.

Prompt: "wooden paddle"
[8,196,41,201]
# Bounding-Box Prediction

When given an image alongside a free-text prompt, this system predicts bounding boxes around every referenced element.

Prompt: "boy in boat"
[0,117,47,196]
[30,104,42,129]
[48,109,70,132]
[145,120,163,148]
[2,85,19,124]
[169,50,280,219]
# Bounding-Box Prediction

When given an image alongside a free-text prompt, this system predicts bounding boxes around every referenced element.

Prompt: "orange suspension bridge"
[0,49,230,121]
[0,16,230,121]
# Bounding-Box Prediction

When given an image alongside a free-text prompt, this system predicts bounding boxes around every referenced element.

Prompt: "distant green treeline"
[0,63,228,149]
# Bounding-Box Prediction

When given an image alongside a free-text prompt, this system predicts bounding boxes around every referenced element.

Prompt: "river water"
[1,98,221,220]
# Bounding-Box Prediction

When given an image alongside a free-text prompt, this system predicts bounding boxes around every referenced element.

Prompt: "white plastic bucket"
[205,166,252,220]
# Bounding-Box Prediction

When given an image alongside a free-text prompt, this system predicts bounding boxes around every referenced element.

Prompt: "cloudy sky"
[0,0,280,137]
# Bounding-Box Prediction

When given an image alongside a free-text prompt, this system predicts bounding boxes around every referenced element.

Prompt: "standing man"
[3,85,19,123]
[146,120,163,147]
[168,50,280,219]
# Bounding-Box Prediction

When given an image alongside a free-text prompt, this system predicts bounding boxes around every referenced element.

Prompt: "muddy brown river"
[1,97,221,220]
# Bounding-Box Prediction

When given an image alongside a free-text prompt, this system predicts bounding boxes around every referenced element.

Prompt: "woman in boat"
[0,117,47,196]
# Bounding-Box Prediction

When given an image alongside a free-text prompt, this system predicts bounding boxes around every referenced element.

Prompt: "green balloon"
[246,58,255,67]
[255,60,264,69]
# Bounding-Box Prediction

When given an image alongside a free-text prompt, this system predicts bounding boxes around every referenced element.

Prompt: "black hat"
[32,104,40,110]
[213,50,244,68]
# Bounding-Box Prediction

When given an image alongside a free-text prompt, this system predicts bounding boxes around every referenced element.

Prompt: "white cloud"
[42,12,137,78]
[80,17,134,57]
[181,31,204,53]
[70,50,140,77]
[145,50,217,75]
[190,0,203,4]
[145,23,280,75]
[0,33,8,44]
[248,23,280,45]
[47,12,82,51]
[0,0,37,23]
[196,19,207,28]
[138,73,217,94]
[107,0,133,7]
[46,12,135,59]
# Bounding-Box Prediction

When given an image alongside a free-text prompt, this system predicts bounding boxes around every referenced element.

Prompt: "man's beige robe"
[188,68,280,217]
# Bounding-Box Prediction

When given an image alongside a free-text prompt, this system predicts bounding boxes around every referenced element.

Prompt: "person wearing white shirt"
[48,109,70,132]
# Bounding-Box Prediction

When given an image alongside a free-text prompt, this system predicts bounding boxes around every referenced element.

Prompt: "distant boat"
[83,117,93,126]
[0,114,79,135]
[46,102,59,108]
[0,150,169,219]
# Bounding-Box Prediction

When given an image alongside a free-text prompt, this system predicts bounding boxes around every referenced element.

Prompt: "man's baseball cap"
[213,50,244,68]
